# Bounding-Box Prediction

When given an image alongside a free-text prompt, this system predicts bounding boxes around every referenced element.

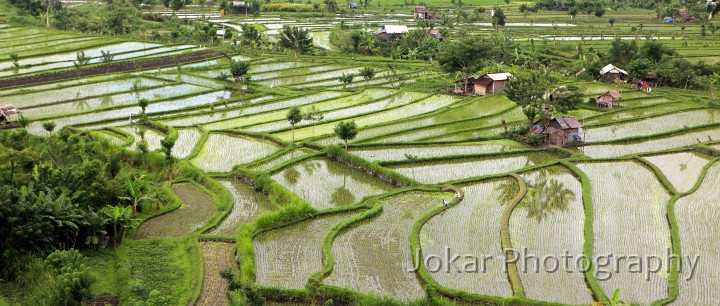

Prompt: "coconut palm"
[278,26,313,59]
[229,60,251,82]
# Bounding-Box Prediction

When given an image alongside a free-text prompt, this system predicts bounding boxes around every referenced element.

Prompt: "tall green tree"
[504,71,556,125]
[492,6,506,32]
[438,38,497,93]
[240,24,263,47]
[334,121,358,151]
[137,98,150,119]
[286,106,303,144]
[278,26,313,59]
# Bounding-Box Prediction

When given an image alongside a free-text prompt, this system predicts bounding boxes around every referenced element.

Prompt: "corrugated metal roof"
[379,25,409,34]
[600,64,628,76]
[556,116,582,129]
[484,72,512,81]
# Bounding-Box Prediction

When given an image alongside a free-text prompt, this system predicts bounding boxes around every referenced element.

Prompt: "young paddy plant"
[190,134,280,173]
[509,168,593,304]
[642,152,711,193]
[675,162,720,304]
[576,161,671,304]
[326,192,450,301]
[421,180,514,297]
[254,213,356,289]
[271,159,393,210]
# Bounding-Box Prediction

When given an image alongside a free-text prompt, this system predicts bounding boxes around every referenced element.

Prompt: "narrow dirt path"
[197,241,236,306]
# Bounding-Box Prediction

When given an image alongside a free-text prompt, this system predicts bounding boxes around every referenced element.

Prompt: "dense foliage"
[0,129,169,304]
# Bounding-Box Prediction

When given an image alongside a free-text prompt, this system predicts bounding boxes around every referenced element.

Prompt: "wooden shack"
[377,25,408,41]
[0,104,21,127]
[533,117,584,146]
[453,72,512,96]
[596,90,622,108]
[413,6,437,19]
[599,64,628,82]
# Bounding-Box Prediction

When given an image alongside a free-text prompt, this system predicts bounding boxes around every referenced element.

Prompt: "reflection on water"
[496,170,575,222]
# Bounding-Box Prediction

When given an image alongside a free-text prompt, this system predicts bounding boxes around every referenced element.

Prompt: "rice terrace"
[2,0,720,305]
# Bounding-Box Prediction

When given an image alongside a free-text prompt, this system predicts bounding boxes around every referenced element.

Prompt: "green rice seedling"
[271,159,392,210]
[675,163,720,304]
[1,78,165,109]
[251,149,311,171]
[511,168,593,304]
[326,192,448,301]
[22,84,208,120]
[351,141,524,162]
[421,180,513,297]
[254,213,355,289]
[210,180,273,236]
[201,92,346,130]
[577,162,671,304]
[583,128,720,158]
[585,109,720,142]
[643,152,710,193]
[274,94,458,142]
[191,134,280,172]
[390,155,532,184]
[172,129,202,159]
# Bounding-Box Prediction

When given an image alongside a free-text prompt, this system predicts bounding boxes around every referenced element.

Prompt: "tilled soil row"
[0,50,223,89]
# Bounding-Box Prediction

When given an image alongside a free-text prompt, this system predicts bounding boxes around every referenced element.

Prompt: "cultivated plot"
[327,192,449,301]
[254,213,355,289]
[577,162,671,304]
[271,159,392,210]
[421,180,513,297]
[350,141,524,162]
[191,134,280,172]
[511,168,592,305]
[210,180,273,236]
[674,163,720,305]
[135,182,216,239]
[643,152,710,193]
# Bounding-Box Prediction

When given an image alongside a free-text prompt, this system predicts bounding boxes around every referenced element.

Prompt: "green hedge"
[561,161,610,304]
[105,127,135,147]
[231,168,317,233]
[501,174,528,298]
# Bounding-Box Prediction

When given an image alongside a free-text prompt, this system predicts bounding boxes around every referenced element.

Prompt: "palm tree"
[42,121,56,133]
[710,73,720,103]
[119,176,151,215]
[278,26,313,59]
[101,205,136,248]
[229,60,251,82]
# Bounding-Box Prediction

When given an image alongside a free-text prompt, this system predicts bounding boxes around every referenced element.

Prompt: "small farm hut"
[453,72,512,96]
[532,116,584,146]
[0,104,21,125]
[377,25,409,41]
[596,90,622,108]
[599,64,628,82]
[413,6,437,19]
[428,28,443,41]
